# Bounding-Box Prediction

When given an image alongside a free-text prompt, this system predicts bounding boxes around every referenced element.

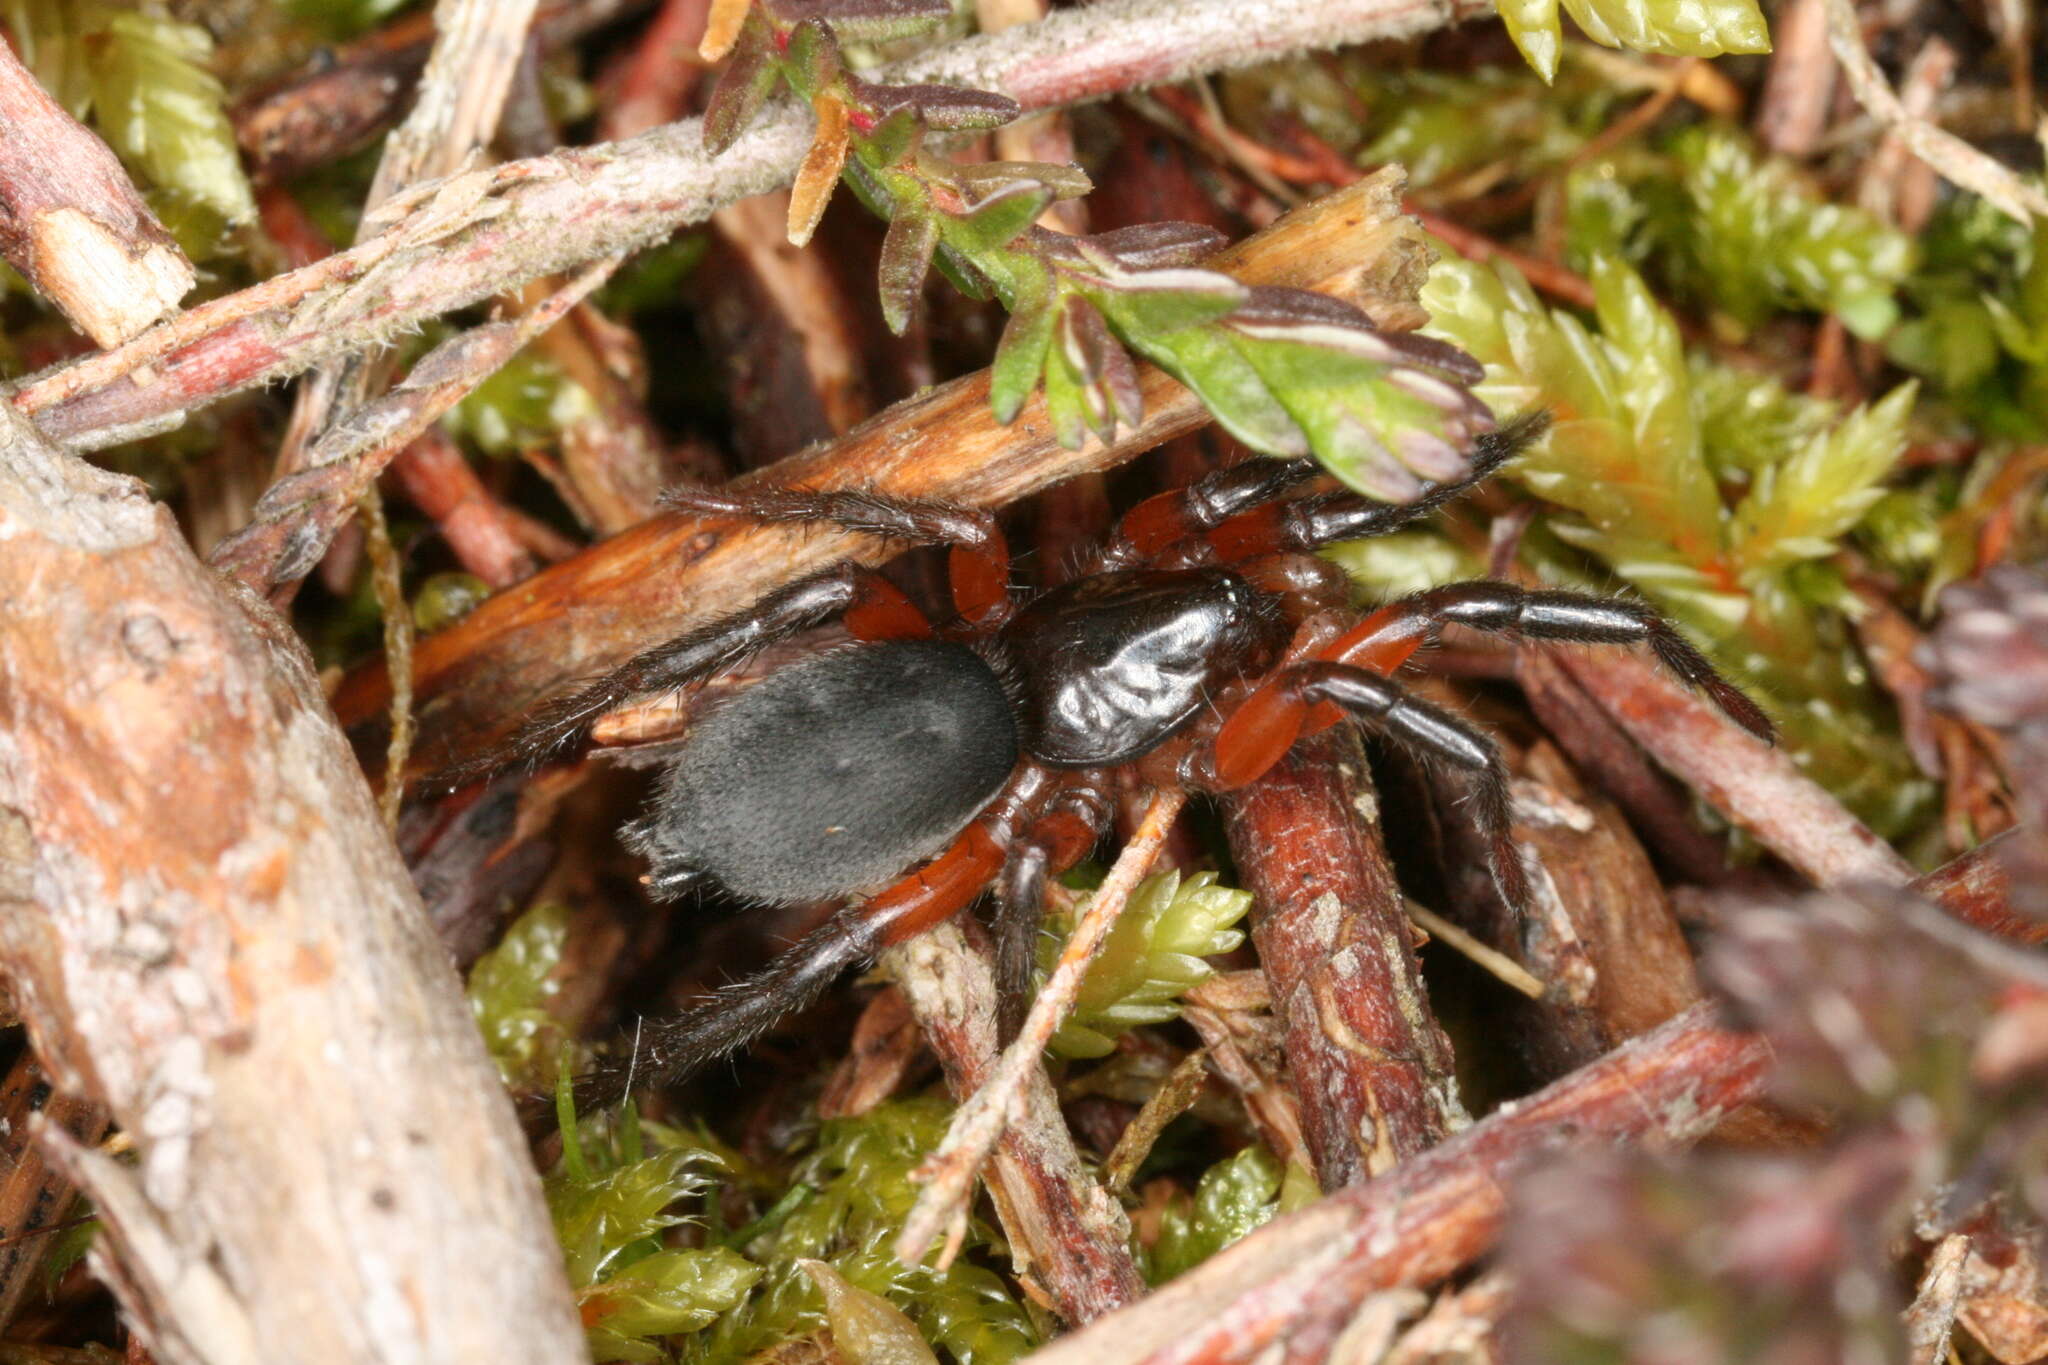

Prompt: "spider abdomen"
[625,640,1018,904]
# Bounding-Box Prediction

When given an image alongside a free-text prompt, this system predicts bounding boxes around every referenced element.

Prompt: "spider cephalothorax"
[445,410,1771,1108]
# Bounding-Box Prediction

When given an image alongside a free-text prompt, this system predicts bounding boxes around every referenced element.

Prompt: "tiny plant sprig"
[699,0,1495,500]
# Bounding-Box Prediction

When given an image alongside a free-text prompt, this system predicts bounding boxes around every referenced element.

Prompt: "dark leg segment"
[990,784,1113,1040]
[433,562,918,787]
[1288,662,1527,911]
[1199,410,1554,563]
[664,484,1013,625]
[1347,581,1773,741]
[564,816,1012,1117]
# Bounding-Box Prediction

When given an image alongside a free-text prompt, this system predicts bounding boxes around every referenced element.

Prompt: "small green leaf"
[1499,0,1770,81]
[990,276,1056,423]
[584,1248,761,1363]
[950,180,1055,254]
[1729,384,1916,581]
[1131,324,1309,456]
[878,205,942,335]
[1048,870,1252,1059]
[703,31,780,154]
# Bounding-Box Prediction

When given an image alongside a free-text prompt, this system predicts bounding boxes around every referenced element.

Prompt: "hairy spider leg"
[1213,660,1528,909]
[565,817,1013,1114]
[431,562,936,787]
[1172,410,1555,568]
[1213,581,1774,800]
[991,782,1115,1040]
[663,484,1014,628]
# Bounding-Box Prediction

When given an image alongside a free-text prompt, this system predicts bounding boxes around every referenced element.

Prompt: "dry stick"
[0,1050,109,1333]
[1402,899,1543,1000]
[9,0,1480,452]
[885,921,1146,1324]
[232,0,646,181]
[0,36,192,347]
[895,788,1188,1266]
[0,407,585,1365]
[208,259,617,595]
[1821,0,2048,225]
[1023,1002,1771,1365]
[1555,647,1917,889]
[1222,728,1466,1191]
[327,171,1435,765]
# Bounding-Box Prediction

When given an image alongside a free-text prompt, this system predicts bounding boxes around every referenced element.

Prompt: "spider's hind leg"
[556,816,1011,1121]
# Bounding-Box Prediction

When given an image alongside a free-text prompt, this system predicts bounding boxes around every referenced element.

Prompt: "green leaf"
[703,30,780,154]
[990,272,1056,424]
[86,13,255,228]
[1148,1147,1312,1283]
[950,179,1055,255]
[1123,321,1309,456]
[1047,870,1252,1059]
[468,902,573,1090]
[877,205,941,335]
[1499,0,1769,81]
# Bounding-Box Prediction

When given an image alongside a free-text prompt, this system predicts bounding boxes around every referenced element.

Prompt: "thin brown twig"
[895,788,1188,1266]
[0,35,192,347]
[1022,1003,1772,1365]
[885,921,1147,1323]
[208,258,618,596]
[1822,0,2048,224]
[8,0,1475,453]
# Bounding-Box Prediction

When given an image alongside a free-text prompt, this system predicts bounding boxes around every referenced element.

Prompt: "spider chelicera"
[448,408,1771,1109]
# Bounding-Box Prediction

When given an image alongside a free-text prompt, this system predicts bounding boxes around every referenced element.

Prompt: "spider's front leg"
[435,485,1017,787]
[663,484,1013,628]
[1210,661,1529,910]
[990,782,1114,1040]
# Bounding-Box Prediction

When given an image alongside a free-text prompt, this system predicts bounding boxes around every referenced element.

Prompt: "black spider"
[444,410,1771,1110]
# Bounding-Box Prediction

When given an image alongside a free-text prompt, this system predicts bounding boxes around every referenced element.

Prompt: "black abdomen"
[626,640,1018,903]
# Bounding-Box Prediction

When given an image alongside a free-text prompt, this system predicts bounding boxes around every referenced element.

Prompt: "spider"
[448,409,1771,1110]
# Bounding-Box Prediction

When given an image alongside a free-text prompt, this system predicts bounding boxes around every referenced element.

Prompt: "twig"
[886,921,1146,1323]
[1222,728,1465,1189]
[268,0,542,598]
[0,33,192,346]
[0,405,584,1363]
[326,173,1435,767]
[1822,0,2048,225]
[10,0,1478,452]
[1555,646,1917,888]
[358,486,415,831]
[1753,0,1836,158]
[1021,1002,1771,1365]
[1102,1048,1211,1194]
[0,1051,108,1332]
[894,788,1187,1267]
[1911,830,2048,946]
[231,0,649,181]
[1402,899,1543,1000]
[388,429,539,588]
[208,258,618,595]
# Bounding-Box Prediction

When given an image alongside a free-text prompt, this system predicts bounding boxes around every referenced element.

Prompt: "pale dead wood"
[894,789,1187,1266]
[0,35,192,346]
[0,405,586,1365]
[886,922,1146,1323]
[1022,1003,1770,1365]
